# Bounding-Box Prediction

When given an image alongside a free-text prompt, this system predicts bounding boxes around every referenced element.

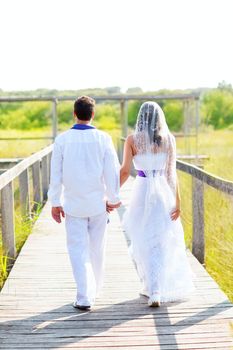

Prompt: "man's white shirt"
[48,127,120,217]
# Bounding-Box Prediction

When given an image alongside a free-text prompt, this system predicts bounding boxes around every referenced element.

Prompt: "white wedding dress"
[123,150,194,301]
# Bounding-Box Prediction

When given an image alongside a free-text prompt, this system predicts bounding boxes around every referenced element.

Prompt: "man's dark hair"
[74,96,95,121]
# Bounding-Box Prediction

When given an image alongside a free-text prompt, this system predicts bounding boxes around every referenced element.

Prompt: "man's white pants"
[65,212,108,306]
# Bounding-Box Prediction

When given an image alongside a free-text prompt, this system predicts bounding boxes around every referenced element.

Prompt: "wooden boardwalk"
[0,178,233,349]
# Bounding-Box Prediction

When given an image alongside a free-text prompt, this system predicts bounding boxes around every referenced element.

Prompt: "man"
[48,96,121,310]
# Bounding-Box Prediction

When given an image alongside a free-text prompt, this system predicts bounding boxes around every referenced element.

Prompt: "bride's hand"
[170,204,181,221]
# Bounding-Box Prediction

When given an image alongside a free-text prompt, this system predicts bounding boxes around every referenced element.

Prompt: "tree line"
[0,82,233,131]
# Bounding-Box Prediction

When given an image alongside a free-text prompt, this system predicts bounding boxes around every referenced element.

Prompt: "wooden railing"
[0,145,53,268]
[118,139,233,265]
[0,93,199,142]
[176,160,233,264]
[2,139,233,269]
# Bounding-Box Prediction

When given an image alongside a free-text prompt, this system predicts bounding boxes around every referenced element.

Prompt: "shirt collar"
[71,124,95,130]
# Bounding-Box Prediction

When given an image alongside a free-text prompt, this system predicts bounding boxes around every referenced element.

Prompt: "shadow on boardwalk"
[0,298,232,349]
[1,182,233,349]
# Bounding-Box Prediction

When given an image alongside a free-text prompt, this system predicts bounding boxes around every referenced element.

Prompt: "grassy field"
[176,128,233,301]
[176,128,233,180]
[0,122,121,158]
[0,128,52,158]
[0,126,232,302]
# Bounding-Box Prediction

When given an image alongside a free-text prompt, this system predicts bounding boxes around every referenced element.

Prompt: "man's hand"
[51,206,65,223]
[106,201,121,213]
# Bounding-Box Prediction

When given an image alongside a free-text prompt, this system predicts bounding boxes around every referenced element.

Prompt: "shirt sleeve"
[103,135,121,204]
[47,139,63,207]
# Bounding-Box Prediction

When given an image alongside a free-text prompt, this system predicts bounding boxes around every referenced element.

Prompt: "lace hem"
[141,287,195,303]
[159,286,195,303]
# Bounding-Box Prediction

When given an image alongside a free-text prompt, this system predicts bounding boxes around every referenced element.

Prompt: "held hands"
[106,201,121,213]
[51,206,65,223]
[51,203,120,220]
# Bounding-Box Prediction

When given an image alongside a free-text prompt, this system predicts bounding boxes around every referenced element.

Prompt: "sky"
[0,0,233,92]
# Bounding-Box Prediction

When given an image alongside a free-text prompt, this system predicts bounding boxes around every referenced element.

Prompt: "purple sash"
[137,169,165,177]
[137,170,147,177]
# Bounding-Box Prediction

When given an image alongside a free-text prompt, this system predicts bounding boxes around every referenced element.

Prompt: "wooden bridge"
[0,145,233,349]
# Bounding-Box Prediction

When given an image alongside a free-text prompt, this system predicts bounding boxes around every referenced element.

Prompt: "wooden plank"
[0,333,232,346]
[52,99,58,140]
[120,100,128,138]
[19,168,30,218]
[0,137,53,141]
[192,176,205,264]
[0,158,24,163]
[0,181,16,267]
[177,155,209,159]
[0,93,199,103]
[31,160,42,211]
[0,177,232,350]
[41,155,49,203]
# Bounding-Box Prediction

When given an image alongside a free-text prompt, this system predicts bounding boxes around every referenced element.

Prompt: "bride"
[120,101,194,307]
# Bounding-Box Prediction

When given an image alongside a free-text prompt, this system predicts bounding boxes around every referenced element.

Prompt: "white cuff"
[106,196,121,205]
[50,200,61,207]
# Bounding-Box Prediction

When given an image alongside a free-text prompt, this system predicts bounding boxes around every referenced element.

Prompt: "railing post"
[41,155,49,202]
[52,99,58,141]
[117,138,123,164]
[1,181,16,268]
[195,98,200,162]
[192,177,205,264]
[19,168,30,219]
[32,160,42,212]
[120,100,128,138]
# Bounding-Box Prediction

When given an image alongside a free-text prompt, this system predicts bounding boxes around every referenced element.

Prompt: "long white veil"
[133,101,177,197]
[124,102,194,301]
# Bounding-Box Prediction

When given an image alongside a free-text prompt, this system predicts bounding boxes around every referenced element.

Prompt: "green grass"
[176,128,233,180]
[0,127,52,158]
[0,123,121,158]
